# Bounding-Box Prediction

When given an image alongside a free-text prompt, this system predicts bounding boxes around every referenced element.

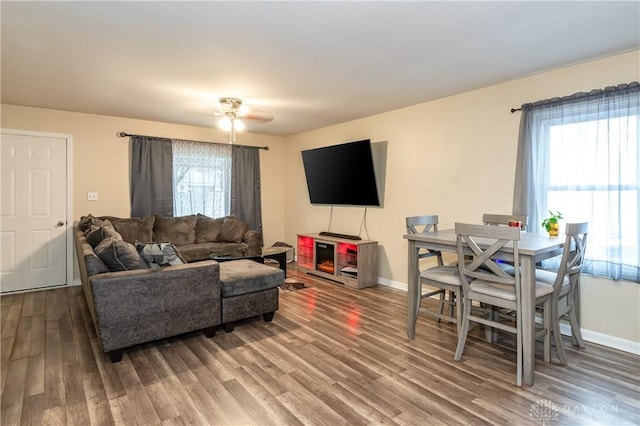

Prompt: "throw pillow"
[94,237,146,272]
[195,214,227,243]
[135,241,185,269]
[78,213,101,233]
[85,220,123,248]
[153,215,197,245]
[107,216,156,244]
[218,218,248,243]
[85,252,109,276]
[81,216,107,236]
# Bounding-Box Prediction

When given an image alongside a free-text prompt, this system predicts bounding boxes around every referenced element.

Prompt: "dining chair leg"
[543,298,551,363]
[454,301,472,361]
[551,302,568,365]
[571,277,583,347]
[516,321,523,387]
[568,287,586,348]
[568,304,586,349]
[436,291,446,323]
[415,287,422,321]
[484,307,499,343]
[455,288,463,336]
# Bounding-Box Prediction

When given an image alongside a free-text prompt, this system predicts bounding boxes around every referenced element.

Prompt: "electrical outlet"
[87,192,98,201]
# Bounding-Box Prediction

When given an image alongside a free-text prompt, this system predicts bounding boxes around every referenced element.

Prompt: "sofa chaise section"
[75,229,222,362]
[89,261,221,362]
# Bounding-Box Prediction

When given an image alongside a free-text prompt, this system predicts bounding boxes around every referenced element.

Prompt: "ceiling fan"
[215,97,273,144]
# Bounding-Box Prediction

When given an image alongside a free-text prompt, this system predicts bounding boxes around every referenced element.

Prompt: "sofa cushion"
[94,237,147,272]
[243,230,263,248]
[218,218,248,243]
[136,242,186,269]
[195,214,227,243]
[218,259,284,297]
[85,220,122,248]
[153,215,197,245]
[85,252,110,276]
[174,244,213,263]
[106,216,155,244]
[177,242,248,263]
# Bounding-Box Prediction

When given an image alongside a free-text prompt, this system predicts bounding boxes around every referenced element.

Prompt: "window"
[130,135,263,231]
[515,83,640,282]
[172,139,231,218]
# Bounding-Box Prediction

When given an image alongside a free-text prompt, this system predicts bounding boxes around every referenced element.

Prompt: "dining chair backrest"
[454,223,522,293]
[406,215,443,266]
[406,215,439,234]
[483,213,528,230]
[552,222,589,293]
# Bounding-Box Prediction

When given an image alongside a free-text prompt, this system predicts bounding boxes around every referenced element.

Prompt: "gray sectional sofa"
[74,214,280,362]
[79,213,263,263]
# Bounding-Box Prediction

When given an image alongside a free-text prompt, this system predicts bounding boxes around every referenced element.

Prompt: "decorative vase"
[548,223,560,237]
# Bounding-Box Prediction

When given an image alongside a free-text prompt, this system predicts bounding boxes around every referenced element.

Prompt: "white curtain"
[513,82,640,282]
[172,139,232,218]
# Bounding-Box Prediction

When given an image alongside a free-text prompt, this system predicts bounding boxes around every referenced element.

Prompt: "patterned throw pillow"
[136,242,185,269]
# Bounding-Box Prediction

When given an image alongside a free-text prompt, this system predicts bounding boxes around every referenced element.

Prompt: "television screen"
[301,139,380,206]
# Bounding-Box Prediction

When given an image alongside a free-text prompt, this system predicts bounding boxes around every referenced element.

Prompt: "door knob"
[56,221,66,227]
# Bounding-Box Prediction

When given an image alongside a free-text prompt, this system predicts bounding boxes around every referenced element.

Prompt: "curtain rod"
[117,132,269,150]
[510,107,522,113]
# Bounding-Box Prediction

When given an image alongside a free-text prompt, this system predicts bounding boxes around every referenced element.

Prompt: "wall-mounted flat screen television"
[301,139,380,206]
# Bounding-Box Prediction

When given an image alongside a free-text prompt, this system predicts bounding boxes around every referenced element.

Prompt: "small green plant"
[541,210,563,232]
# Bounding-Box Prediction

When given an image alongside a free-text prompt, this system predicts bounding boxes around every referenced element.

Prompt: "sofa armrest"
[243,230,263,250]
[88,260,221,353]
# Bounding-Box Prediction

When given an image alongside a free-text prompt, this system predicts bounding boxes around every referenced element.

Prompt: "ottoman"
[218,259,284,332]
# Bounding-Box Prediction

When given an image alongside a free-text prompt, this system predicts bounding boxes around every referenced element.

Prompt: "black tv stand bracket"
[319,231,362,241]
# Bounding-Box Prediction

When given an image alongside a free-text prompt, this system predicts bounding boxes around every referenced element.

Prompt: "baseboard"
[376,278,640,355]
[559,322,640,356]
[376,277,407,291]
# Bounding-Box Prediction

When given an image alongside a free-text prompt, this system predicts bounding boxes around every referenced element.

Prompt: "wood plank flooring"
[1,264,639,425]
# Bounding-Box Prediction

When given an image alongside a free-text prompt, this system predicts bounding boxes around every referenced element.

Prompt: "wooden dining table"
[404,228,565,386]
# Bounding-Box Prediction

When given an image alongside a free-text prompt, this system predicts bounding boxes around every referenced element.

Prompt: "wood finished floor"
[1,264,639,425]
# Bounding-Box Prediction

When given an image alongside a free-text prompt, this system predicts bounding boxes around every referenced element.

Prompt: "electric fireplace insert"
[315,241,335,274]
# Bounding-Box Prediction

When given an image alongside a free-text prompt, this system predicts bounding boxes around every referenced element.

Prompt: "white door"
[1,131,70,293]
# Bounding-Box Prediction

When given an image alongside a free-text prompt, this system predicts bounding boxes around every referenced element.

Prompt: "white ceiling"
[2,1,639,137]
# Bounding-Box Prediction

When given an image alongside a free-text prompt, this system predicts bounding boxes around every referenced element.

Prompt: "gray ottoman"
[218,259,283,332]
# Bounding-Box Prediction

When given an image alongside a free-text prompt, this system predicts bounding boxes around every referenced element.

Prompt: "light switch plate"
[87,192,98,201]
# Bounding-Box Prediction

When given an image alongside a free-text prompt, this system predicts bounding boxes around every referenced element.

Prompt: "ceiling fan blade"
[214,96,274,124]
[244,109,274,123]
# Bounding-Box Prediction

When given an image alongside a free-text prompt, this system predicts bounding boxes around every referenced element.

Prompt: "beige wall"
[283,50,640,348]
[0,106,287,246]
[2,50,638,349]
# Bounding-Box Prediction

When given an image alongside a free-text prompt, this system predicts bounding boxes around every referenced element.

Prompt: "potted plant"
[541,210,563,237]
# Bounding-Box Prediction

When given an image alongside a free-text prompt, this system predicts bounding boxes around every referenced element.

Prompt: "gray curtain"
[231,145,262,231]
[130,135,173,217]
[512,82,640,282]
[512,108,535,228]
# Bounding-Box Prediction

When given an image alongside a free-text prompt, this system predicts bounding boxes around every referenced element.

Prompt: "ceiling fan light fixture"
[218,117,232,132]
[219,97,243,113]
[218,116,245,132]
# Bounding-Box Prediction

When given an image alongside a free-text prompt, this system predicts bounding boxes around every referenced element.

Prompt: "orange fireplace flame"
[317,260,334,273]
